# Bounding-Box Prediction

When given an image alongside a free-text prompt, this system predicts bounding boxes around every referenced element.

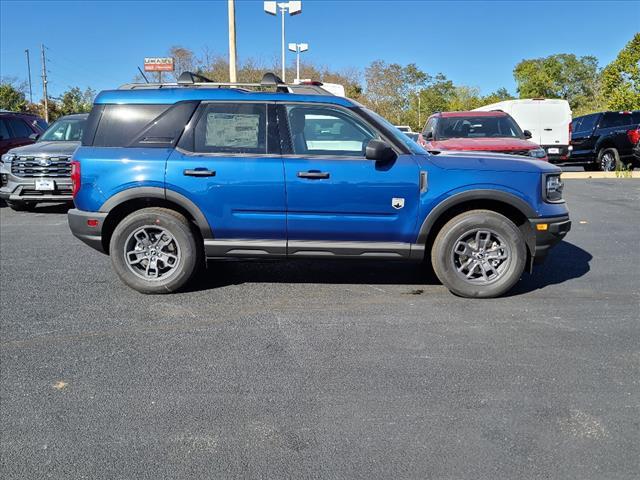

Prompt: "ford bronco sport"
[68,72,571,298]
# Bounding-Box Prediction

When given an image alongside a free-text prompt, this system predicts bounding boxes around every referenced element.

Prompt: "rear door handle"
[297,171,330,179]
[544,128,553,131]
[184,168,216,177]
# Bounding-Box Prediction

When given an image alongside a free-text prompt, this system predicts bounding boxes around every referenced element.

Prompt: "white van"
[474,99,572,163]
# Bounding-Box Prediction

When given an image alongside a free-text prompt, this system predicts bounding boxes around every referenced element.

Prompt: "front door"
[166,102,286,255]
[278,103,420,255]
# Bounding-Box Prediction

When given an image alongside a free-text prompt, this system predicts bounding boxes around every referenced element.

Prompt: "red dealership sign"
[144,57,174,72]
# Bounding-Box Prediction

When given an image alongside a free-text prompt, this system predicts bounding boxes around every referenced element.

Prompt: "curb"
[561,171,640,179]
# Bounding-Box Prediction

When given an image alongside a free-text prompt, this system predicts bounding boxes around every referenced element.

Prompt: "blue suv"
[68,72,571,298]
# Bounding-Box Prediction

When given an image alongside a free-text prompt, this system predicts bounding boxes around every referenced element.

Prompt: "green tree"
[599,33,640,110]
[513,54,599,112]
[0,80,27,111]
[58,87,94,116]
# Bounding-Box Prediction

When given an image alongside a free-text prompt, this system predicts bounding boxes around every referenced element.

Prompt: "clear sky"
[1,0,638,101]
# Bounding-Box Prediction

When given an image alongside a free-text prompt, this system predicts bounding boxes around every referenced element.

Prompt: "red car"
[418,111,548,161]
[0,111,48,156]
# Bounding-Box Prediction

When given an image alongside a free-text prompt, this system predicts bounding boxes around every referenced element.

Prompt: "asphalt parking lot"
[1,180,638,479]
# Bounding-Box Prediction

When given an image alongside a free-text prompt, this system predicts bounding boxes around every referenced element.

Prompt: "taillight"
[627,128,640,145]
[70,160,80,197]
[569,121,572,138]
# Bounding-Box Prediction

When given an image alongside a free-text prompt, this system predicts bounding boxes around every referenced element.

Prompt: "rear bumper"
[543,145,571,163]
[68,208,107,253]
[529,215,571,263]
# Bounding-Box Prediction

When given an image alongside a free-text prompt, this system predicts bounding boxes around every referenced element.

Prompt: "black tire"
[598,147,621,172]
[431,210,527,298]
[109,207,202,294]
[7,201,35,211]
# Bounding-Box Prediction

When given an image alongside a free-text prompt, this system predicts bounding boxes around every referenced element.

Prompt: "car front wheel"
[109,207,201,294]
[431,210,527,298]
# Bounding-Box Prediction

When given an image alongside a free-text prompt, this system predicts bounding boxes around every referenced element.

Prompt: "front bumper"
[68,208,108,253]
[0,171,72,203]
[529,215,571,263]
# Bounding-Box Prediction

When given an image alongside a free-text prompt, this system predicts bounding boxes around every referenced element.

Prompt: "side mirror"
[523,130,532,139]
[29,133,40,141]
[365,139,396,163]
[424,131,434,141]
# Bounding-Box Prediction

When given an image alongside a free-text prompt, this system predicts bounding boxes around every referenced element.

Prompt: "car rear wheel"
[109,207,202,294]
[431,210,527,298]
[598,147,621,172]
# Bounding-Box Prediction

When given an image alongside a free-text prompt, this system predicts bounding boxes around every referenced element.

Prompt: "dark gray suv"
[0,113,87,210]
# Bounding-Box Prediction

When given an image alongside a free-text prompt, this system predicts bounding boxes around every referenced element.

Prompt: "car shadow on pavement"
[192,240,590,295]
[0,201,71,214]
[190,259,439,291]
[509,241,592,295]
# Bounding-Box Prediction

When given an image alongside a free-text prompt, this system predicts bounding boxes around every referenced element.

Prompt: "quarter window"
[285,105,376,157]
[93,104,170,147]
[194,103,266,154]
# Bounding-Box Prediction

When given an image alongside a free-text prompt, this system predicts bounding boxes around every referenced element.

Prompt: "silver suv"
[0,113,87,210]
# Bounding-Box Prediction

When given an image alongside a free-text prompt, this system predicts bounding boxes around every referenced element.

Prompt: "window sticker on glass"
[205,113,260,148]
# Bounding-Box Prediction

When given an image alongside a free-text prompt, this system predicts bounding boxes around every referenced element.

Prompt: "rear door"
[570,114,600,160]
[538,101,570,148]
[278,103,420,255]
[166,102,286,254]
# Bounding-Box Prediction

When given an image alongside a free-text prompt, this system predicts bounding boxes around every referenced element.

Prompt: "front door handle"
[184,168,216,177]
[297,171,330,179]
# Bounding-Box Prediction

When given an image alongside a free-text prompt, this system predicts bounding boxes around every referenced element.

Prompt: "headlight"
[543,174,564,203]
[0,153,14,166]
[529,148,547,159]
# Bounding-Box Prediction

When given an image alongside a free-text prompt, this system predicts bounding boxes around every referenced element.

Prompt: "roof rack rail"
[118,71,334,96]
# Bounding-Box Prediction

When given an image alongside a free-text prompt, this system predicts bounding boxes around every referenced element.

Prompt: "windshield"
[436,115,523,140]
[39,117,86,142]
[361,108,427,154]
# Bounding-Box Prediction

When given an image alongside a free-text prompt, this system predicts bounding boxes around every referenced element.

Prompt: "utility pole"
[25,49,33,104]
[40,44,49,122]
[228,0,237,82]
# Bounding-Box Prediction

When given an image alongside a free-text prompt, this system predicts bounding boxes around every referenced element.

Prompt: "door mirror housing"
[29,133,39,141]
[424,131,434,141]
[523,130,532,139]
[365,139,396,163]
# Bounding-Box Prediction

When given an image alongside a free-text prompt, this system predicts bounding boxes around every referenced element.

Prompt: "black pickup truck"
[570,111,640,171]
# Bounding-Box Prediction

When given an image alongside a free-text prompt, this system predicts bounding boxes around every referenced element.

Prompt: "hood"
[420,150,561,174]
[432,137,538,151]
[7,141,80,157]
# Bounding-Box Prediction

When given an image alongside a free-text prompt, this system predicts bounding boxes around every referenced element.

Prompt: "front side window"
[193,103,266,154]
[574,114,598,134]
[7,118,32,138]
[39,117,86,142]
[423,118,436,137]
[0,119,10,139]
[285,105,375,156]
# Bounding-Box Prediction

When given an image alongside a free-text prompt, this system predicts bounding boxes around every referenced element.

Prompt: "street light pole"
[288,43,309,82]
[264,1,302,83]
[228,0,237,82]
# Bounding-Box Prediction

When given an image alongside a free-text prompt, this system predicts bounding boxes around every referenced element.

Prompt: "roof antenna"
[137,66,150,84]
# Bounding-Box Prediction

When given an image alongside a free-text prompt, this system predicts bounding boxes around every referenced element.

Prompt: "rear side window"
[7,118,32,138]
[600,112,632,129]
[193,103,267,154]
[92,104,170,147]
[129,101,198,148]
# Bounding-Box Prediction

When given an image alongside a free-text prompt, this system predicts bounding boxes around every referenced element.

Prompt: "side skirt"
[204,239,425,261]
